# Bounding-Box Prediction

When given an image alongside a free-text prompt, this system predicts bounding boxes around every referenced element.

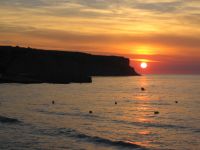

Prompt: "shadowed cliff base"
[0,46,140,84]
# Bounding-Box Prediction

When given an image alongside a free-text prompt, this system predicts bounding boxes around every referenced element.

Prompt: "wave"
[36,127,147,150]
[35,109,198,133]
[131,101,171,106]
[193,129,200,133]
[35,109,70,116]
[35,109,104,120]
[0,115,20,124]
[35,109,190,131]
[112,119,187,130]
[57,128,147,150]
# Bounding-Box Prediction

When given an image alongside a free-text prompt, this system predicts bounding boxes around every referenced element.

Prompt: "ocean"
[0,75,199,150]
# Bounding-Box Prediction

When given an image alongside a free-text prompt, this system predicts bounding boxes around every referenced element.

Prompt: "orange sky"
[0,0,200,74]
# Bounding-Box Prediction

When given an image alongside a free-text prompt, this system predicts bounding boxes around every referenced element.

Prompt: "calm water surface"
[0,75,200,150]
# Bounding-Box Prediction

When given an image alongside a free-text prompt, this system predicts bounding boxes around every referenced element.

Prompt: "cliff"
[0,46,139,84]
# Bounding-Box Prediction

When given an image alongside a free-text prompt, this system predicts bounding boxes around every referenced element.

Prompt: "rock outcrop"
[0,46,139,83]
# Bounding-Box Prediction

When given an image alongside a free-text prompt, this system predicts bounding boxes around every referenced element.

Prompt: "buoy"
[52,101,55,104]
[141,87,145,91]
[154,111,159,114]
[115,101,117,105]
[89,110,93,114]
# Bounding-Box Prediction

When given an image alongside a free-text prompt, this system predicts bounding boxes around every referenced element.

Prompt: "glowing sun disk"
[141,62,148,69]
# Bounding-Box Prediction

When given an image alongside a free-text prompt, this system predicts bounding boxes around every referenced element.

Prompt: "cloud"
[0,0,200,58]
[0,40,13,45]
[1,22,199,51]
[0,0,46,8]
[180,13,200,25]
[132,1,183,13]
[129,53,200,74]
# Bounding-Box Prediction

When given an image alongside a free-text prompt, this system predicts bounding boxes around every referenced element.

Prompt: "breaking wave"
[0,115,20,124]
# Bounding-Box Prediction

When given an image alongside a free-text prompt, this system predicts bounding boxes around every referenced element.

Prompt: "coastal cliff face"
[0,46,139,83]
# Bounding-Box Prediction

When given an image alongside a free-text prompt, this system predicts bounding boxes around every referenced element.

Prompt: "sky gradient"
[0,0,200,74]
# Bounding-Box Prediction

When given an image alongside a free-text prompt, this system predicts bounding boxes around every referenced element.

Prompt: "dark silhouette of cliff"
[0,46,139,83]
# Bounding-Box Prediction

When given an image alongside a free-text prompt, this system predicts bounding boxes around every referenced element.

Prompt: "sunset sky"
[0,0,200,74]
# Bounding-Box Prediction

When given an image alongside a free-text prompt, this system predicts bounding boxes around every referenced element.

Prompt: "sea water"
[0,75,199,150]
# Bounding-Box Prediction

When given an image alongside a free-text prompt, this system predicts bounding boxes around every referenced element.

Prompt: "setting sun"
[140,62,148,69]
